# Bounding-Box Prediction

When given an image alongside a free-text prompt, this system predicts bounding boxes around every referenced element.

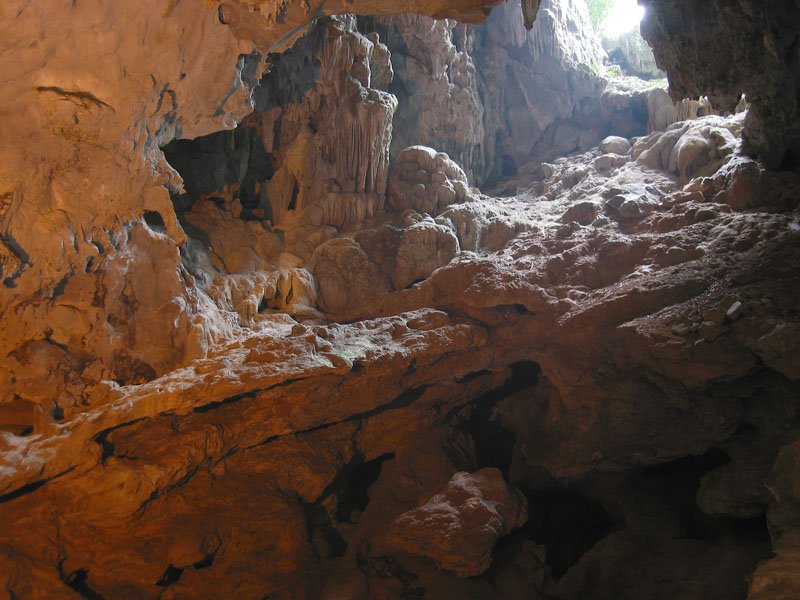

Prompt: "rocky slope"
[0,0,799,599]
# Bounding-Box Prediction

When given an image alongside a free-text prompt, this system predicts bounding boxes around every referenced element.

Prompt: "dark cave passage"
[466,361,541,479]
[337,452,396,523]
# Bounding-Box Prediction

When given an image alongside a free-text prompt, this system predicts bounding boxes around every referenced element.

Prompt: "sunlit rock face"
[641,0,800,168]
[0,0,799,598]
[602,29,665,80]
[368,0,685,187]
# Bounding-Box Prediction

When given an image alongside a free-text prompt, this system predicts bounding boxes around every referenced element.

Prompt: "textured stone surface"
[2,105,798,596]
[602,29,665,80]
[1,1,799,598]
[385,468,528,576]
[369,1,703,189]
[640,0,800,167]
[389,145,475,215]
[0,0,500,397]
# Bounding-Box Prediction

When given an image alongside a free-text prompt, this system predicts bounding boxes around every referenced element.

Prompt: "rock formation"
[640,0,800,168]
[0,0,798,599]
[602,29,665,80]
[367,0,703,188]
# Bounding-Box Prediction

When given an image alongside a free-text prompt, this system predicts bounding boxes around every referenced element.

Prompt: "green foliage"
[584,0,614,25]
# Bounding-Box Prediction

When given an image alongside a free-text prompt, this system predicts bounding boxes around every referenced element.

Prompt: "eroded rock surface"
[1,1,799,599]
[2,100,798,597]
[640,0,800,167]
[385,468,528,576]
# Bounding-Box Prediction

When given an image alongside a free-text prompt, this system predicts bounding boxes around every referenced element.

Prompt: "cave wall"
[370,0,652,185]
[0,0,500,416]
[640,0,800,168]
[0,0,799,598]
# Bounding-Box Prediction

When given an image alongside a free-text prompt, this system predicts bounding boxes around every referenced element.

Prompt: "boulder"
[385,468,528,577]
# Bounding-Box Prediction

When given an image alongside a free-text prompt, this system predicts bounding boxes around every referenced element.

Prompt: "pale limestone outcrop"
[254,17,398,228]
[439,200,528,252]
[388,146,474,215]
[370,14,487,181]
[647,87,716,133]
[633,114,739,183]
[309,237,392,314]
[600,136,632,155]
[371,1,683,187]
[640,0,800,167]
[392,215,461,289]
[474,0,609,178]
[602,29,665,80]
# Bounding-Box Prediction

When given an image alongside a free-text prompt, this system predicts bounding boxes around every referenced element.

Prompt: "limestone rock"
[593,153,629,174]
[439,200,526,252]
[371,14,487,182]
[600,136,632,155]
[389,146,474,215]
[309,237,392,315]
[183,199,283,274]
[372,0,650,185]
[0,2,799,598]
[602,29,665,80]
[385,468,528,576]
[640,0,800,167]
[394,217,460,289]
[634,115,738,183]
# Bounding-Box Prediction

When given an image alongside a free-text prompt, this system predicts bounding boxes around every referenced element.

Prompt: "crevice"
[93,418,147,465]
[192,379,301,414]
[336,453,395,523]
[239,386,430,455]
[59,567,106,600]
[192,392,256,414]
[299,495,349,559]
[50,268,74,300]
[0,467,75,505]
[36,86,113,110]
[155,564,183,587]
[461,361,541,478]
[143,211,166,233]
[524,488,618,579]
[137,463,203,515]
[632,448,735,542]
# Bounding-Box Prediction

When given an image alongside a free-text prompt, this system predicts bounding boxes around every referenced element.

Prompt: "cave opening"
[61,568,104,600]
[302,496,349,560]
[465,361,541,478]
[632,448,772,547]
[142,210,166,233]
[524,488,618,578]
[336,452,395,523]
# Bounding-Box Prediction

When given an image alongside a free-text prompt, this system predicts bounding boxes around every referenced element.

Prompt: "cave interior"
[0,0,799,598]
